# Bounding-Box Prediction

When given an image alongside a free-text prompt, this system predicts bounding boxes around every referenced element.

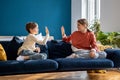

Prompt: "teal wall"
[0,0,71,39]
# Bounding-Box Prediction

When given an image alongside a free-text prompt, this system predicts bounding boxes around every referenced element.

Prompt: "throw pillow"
[36,43,48,58]
[0,44,7,61]
[47,40,73,59]
[97,44,113,51]
[7,36,23,60]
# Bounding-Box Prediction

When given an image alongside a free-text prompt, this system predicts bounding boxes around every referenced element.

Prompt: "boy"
[16,22,49,61]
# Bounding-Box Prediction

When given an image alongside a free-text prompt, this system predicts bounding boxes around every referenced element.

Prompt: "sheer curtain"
[81,0,100,24]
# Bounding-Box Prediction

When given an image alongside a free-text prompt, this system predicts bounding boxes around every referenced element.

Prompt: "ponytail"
[87,29,91,32]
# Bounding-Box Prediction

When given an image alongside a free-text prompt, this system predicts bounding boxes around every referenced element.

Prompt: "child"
[61,19,107,59]
[16,22,49,61]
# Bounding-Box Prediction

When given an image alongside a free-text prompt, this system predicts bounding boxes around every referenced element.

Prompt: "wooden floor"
[0,70,120,80]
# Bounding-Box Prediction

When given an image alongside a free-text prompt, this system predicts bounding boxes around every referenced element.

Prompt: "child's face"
[30,25,39,34]
[77,22,87,32]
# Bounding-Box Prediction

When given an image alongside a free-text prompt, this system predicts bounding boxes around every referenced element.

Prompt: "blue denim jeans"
[74,50,107,59]
[19,50,47,60]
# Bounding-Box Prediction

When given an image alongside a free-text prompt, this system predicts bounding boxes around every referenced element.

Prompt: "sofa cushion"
[105,49,120,67]
[23,59,58,73]
[0,59,58,75]
[55,58,114,71]
[0,44,7,61]
[47,40,73,59]
[0,41,10,53]
[0,60,24,75]
[7,37,23,60]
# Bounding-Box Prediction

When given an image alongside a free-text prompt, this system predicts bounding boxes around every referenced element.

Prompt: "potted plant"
[89,19,120,48]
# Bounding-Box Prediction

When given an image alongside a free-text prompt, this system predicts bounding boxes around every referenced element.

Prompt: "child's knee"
[92,53,99,59]
[30,53,47,60]
[41,53,47,59]
[98,51,107,58]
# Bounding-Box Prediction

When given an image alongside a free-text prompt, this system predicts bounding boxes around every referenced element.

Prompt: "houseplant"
[89,19,120,48]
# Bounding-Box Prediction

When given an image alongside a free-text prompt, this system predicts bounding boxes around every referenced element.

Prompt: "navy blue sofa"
[0,37,120,75]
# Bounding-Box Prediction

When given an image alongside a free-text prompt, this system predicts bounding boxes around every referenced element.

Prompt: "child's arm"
[38,27,49,45]
[62,36,71,43]
[61,26,71,43]
[89,32,98,58]
[31,27,50,45]
[90,32,98,52]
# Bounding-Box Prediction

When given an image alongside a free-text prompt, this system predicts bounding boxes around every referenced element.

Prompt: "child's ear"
[29,29,33,33]
[84,24,88,28]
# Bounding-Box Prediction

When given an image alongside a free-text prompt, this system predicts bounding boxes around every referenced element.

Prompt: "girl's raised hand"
[61,26,65,37]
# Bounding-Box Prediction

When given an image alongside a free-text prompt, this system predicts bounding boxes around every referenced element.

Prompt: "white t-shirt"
[18,33,49,55]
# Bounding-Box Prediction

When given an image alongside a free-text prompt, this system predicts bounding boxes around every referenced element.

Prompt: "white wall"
[71,0,82,32]
[101,0,120,32]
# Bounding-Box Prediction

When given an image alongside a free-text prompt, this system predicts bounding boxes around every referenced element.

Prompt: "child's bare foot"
[24,56,30,60]
[16,56,24,61]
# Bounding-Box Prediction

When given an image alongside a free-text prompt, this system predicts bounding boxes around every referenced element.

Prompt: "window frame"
[81,0,100,24]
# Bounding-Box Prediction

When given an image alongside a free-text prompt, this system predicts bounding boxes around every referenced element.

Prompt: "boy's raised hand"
[45,27,49,35]
[61,26,65,37]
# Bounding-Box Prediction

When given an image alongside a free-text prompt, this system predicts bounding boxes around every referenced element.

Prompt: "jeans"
[74,50,107,59]
[19,50,47,60]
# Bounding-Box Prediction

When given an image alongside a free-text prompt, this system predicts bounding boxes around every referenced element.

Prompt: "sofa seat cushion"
[0,59,58,75]
[0,60,24,75]
[23,59,58,73]
[55,58,114,71]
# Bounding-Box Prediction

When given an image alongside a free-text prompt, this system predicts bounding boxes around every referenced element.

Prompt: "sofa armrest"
[105,49,120,68]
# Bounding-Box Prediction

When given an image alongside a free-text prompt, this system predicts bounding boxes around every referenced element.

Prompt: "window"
[81,0,100,24]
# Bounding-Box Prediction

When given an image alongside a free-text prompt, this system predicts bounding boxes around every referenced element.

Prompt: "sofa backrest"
[47,40,73,59]
[0,37,73,60]
[0,37,23,60]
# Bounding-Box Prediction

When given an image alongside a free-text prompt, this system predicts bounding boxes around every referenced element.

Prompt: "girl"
[61,19,106,59]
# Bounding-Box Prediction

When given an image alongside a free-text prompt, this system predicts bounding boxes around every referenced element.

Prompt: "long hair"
[77,19,91,32]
